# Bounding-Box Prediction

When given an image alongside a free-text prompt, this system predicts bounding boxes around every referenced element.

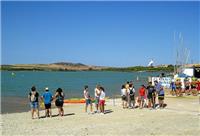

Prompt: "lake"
[1,71,164,98]
[1,71,165,113]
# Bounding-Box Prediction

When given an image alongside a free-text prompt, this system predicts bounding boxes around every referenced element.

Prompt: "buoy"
[11,72,16,76]
[137,76,139,81]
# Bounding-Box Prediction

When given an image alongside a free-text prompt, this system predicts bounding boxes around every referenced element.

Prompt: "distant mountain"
[52,62,86,66]
[2,62,197,72]
[0,62,107,71]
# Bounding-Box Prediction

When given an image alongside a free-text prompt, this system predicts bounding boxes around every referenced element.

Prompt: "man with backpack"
[129,83,135,108]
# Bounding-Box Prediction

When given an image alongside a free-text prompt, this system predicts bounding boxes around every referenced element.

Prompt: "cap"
[45,87,49,90]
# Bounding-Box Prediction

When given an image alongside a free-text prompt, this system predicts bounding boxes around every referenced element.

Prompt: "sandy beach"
[1,96,200,136]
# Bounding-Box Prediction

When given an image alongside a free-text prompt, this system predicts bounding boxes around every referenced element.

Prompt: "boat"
[64,98,95,104]
[64,99,85,103]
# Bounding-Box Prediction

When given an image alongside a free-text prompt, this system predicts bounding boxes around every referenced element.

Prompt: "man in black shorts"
[146,82,156,109]
[42,87,53,117]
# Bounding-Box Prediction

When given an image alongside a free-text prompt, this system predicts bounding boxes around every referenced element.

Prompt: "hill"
[1,62,196,72]
[0,62,107,71]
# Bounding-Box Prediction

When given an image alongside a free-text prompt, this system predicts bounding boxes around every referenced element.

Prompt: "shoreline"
[2,96,199,135]
[1,95,198,114]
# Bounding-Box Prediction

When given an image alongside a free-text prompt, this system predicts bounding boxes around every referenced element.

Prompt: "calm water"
[1,71,164,98]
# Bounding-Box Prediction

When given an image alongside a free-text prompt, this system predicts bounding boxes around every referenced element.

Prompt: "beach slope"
[1,96,200,136]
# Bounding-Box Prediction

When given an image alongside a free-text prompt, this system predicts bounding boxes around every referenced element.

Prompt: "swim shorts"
[85,99,92,106]
[99,100,105,105]
[45,103,51,109]
[30,102,39,109]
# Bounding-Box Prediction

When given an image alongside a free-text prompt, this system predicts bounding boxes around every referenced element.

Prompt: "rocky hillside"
[0,62,107,71]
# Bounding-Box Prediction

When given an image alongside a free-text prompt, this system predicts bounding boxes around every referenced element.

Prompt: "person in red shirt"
[138,85,146,109]
[197,79,200,93]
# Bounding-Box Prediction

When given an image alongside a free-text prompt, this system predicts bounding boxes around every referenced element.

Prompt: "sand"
[1,96,200,136]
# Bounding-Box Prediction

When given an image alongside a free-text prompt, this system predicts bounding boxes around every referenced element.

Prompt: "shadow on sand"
[104,109,113,114]
[40,113,75,119]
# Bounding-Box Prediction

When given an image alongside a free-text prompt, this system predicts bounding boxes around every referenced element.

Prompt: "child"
[170,80,177,96]
[83,85,93,114]
[94,85,101,113]
[99,87,106,114]
[121,85,127,109]
[138,85,146,109]
[158,86,165,109]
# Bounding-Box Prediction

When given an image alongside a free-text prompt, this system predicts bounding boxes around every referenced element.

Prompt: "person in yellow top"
[191,78,198,96]
[184,78,191,95]
[125,81,130,108]
[175,79,182,96]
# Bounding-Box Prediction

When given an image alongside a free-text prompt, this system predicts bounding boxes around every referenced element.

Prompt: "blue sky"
[2,1,199,67]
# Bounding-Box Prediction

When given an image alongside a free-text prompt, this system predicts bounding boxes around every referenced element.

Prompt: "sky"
[1,1,199,67]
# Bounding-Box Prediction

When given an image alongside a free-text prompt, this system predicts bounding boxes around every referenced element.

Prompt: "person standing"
[99,87,106,114]
[158,86,165,109]
[170,80,177,96]
[146,82,156,109]
[197,79,200,94]
[55,88,64,116]
[138,85,146,109]
[28,86,40,119]
[191,78,197,96]
[175,79,182,96]
[129,84,135,108]
[94,85,101,113]
[125,82,130,108]
[83,85,93,113]
[184,78,190,95]
[41,87,53,118]
[121,85,127,109]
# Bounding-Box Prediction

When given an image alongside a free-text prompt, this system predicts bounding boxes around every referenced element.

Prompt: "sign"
[151,77,172,88]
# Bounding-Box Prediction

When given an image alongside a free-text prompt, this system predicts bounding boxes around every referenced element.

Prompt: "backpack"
[129,88,134,96]
[30,93,36,102]
[57,95,64,102]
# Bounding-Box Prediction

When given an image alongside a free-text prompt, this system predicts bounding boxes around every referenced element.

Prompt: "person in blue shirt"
[154,80,161,93]
[42,87,53,117]
[170,80,177,96]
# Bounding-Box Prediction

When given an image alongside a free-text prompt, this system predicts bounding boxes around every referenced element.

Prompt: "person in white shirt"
[99,86,106,114]
[83,85,92,113]
[94,85,101,113]
[121,85,127,109]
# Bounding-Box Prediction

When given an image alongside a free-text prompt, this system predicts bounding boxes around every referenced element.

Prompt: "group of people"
[83,85,106,114]
[29,80,168,119]
[121,81,165,110]
[170,78,200,96]
[28,86,64,119]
